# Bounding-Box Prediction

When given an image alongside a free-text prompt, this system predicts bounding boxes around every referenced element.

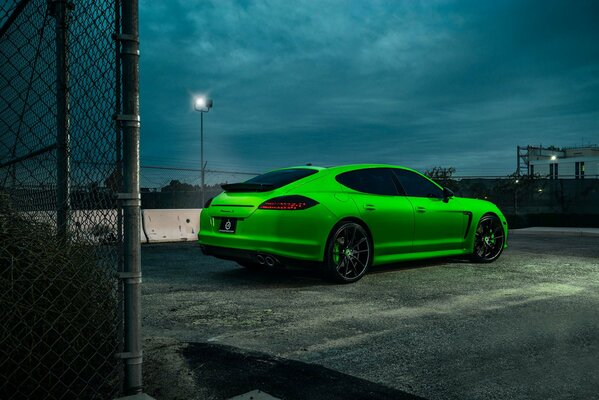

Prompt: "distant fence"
[140,165,257,209]
[138,166,599,216]
[452,177,599,215]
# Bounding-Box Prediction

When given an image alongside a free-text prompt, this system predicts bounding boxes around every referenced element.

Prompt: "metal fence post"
[52,0,72,238]
[119,0,142,395]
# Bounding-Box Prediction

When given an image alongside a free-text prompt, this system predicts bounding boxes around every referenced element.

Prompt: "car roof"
[324,164,418,174]
[266,164,424,177]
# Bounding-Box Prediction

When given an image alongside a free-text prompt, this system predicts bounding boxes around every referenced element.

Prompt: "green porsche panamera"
[199,164,507,283]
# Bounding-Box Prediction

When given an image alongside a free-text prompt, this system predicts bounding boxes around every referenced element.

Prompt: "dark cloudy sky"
[139,0,599,177]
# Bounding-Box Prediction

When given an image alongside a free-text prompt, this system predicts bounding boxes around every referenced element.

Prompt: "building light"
[550,155,557,160]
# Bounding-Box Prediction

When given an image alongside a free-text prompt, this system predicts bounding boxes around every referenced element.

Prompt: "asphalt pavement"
[141,233,599,400]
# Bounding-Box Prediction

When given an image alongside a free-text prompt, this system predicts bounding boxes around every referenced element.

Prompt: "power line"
[141,164,258,175]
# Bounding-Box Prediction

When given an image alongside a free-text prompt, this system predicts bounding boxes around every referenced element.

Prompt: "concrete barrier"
[26,210,126,244]
[141,209,202,243]
[72,209,118,243]
[23,209,202,244]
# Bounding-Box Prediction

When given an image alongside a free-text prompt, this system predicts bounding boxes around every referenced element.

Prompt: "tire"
[470,214,505,263]
[324,221,372,283]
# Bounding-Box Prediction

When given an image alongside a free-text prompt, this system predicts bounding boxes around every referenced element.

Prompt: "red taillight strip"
[258,195,318,210]
[259,202,308,210]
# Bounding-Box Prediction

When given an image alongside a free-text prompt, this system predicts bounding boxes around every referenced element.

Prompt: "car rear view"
[198,167,335,267]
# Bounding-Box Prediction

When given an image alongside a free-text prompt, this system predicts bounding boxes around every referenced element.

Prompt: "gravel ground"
[142,234,599,400]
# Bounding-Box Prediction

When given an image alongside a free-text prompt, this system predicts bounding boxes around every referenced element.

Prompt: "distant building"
[517,145,599,179]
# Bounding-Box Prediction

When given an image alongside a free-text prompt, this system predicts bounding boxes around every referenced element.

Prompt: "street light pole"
[200,110,204,206]
[194,96,213,206]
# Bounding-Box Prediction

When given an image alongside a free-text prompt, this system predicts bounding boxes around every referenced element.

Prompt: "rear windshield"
[245,168,318,189]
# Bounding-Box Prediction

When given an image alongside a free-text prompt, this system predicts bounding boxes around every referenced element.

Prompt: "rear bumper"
[200,244,321,269]
[198,206,336,261]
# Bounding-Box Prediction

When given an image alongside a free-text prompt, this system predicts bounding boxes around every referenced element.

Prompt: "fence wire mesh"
[138,165,599,216]
[141,165,258,209]
[1,0,122,398]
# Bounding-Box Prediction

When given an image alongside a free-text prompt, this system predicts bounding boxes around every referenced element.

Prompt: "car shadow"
[214,256,473,286]
[212,265,329,288]
[368,257,471,274]
[367,258,452,274]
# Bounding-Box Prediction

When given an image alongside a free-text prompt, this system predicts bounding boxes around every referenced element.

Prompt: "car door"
[335,168,414,261]
[393,168,466,253]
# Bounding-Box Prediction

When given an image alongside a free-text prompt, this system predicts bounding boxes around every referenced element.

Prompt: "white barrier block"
[141,209,202,243]
[28,210,128,244]
[72,209,118,243]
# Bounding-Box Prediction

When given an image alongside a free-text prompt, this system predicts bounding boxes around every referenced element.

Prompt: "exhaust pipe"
[256,254,265,265]
[265,256,276,267]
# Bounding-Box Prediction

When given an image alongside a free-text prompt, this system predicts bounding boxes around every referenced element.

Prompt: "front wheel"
[471,214,505,263]
[324,222,372,283]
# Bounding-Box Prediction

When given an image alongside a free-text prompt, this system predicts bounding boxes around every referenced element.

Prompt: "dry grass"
[0,195,121,399]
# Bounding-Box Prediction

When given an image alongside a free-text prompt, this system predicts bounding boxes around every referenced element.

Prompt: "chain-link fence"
[1,1,126,398]
[452,177,599,215]
[141,165,258,209]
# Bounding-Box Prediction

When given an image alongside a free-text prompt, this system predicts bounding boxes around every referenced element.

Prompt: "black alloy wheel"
[325,222,372,283]
[471,214,505,263]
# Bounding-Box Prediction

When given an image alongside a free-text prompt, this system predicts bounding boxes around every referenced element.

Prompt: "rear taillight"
[258,195,318,210]
[204,197,214,208]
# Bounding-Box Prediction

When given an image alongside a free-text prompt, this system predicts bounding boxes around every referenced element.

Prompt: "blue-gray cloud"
[139,0,599,176]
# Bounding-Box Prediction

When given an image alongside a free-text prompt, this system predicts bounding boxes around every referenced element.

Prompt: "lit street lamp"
[194,96,213,206]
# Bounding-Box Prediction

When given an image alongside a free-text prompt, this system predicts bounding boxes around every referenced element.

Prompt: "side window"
[336,168,399,195]
[393,169,443,198]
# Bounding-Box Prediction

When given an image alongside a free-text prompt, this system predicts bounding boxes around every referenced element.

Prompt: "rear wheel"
[325,222,372,283]
[471,214,505,263]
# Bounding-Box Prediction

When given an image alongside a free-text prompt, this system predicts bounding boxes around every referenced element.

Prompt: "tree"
[424,166,459,192]
[493,172,543,214]
[104,167,121,193]
[160,180,198,192]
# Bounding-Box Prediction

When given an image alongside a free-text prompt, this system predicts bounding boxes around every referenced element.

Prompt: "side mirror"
[443,187,454,203]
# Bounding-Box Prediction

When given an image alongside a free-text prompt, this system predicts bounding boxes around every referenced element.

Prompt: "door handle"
[416,206,426,213]
[364,204,376,211]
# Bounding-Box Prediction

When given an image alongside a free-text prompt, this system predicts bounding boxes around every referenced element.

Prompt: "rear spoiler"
[221,182,275,192]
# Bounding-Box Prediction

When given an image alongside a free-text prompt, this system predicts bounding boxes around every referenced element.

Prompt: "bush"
[0,195,120,399]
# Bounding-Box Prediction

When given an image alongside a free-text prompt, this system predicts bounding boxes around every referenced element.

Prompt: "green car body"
[199,164,508,282]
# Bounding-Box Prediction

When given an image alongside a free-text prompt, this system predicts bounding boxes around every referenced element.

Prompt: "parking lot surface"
[142,234,599,399]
